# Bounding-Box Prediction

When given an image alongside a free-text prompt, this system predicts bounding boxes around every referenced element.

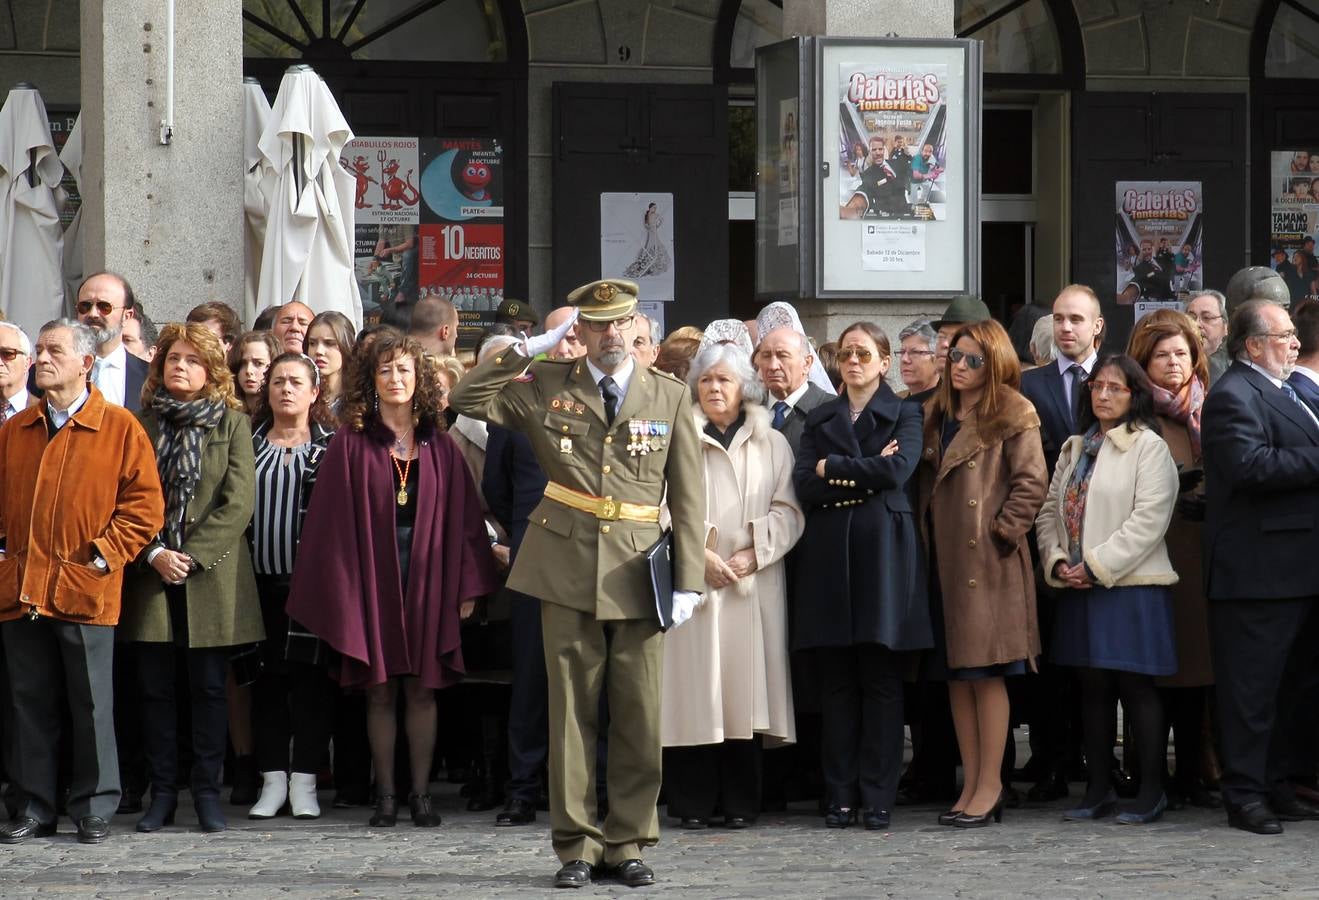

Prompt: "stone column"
[782,0,955,351]
[81,1,244,324]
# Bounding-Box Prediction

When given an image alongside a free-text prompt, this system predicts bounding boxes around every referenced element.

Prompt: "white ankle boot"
[248,771,288,819]
[289,772,321,819]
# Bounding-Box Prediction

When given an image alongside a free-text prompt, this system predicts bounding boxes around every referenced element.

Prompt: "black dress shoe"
[369,793,398,827]
[0,816,56,843]
[554,860,594,889]
[76,816,111,844]
[824,805,856,828]
[679,816,708,829]
[1271,797,1319,821]
[937,808,964,826]
[1228,801,1283,835]
[862,808,890,830]
[723,815,753,829]
[610,859,655,888]
[1026,771,1068,802]
[953,792,1006,828]
[495,798,536,826]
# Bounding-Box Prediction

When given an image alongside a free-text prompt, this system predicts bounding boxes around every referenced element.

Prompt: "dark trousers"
[506,590,548,803]
[137,642,230,799]
[664,738,763,820]
[2,616,120,822]
[817,644,905,811]
[252,663,336,774]
[332,691,371,793]
[1210,596,1318,808]
[113,643,146,796]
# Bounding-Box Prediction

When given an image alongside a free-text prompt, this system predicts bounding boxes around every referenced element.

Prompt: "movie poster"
[1270,150,1319,300]
[341,137,421,317]
[418,138,505,346]
[1113,181,1203,305]
[837,62,949,223]
[600,192,675,303]
[776,99,798,246]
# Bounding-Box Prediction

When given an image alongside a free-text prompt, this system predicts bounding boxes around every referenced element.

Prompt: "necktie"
[1068,364,1088,427]
[1281,382,1318,428]
[772,400,789,430]
[0,403,8,426]
[600,376,622,425]
[90,357,104,387]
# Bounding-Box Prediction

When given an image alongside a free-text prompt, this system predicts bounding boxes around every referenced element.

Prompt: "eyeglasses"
[1192,313,1223,324]
[838,346,874,364]
[897,349,936,360]
[582,315,635,333]
[1087,381,1131,396]
[76,300,122,316]
[947,348,985,370]
[1253,330,1297,342]
[0,348,25,362]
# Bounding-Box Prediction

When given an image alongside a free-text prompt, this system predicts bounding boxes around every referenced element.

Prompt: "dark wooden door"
[1071,92,1246,350]
[552,82,729,333]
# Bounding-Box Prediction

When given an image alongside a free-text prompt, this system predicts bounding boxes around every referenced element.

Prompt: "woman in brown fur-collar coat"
[917,319,1047,829]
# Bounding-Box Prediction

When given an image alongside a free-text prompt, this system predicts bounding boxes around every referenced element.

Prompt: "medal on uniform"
[627,419,642,456]
[560,436,573,454]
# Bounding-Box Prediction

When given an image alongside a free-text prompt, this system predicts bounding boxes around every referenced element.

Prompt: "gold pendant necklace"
[390,451,413,507]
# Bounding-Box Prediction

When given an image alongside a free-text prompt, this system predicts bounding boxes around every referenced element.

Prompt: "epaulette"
[649,366,685,384]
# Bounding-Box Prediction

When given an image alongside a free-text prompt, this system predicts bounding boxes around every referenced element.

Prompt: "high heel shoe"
[953,792,1005,828]
[1063,789,1118,821]
[409,793,442,828]
[195,794,227,833]
[135,791,178,833]
[369,793,398,827]
[937,808,965,826]
[1115,793,1168,825]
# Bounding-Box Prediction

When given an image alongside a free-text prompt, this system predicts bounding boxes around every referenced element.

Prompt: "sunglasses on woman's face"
[838,345,874,364]
[947,348,985,370]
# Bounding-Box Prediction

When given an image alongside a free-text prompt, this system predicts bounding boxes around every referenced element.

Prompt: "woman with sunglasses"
[793,322,932,830]
[918,319,1047,828]
[1036,354,1179,824]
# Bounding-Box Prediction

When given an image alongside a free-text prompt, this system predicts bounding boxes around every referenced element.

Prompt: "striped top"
[250,421,333,576]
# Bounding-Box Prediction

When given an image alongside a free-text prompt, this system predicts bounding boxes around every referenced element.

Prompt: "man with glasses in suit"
[73,272,150,413]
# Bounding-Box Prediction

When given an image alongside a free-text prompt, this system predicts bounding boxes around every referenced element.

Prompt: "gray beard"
[92,324,120,348]
[596,347,627,370]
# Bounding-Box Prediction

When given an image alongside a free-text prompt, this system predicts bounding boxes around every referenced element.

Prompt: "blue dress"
[1050,585,1177,676]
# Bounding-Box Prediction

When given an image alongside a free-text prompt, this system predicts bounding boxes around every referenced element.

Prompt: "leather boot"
[289,772,321,819]
[248,771,288,820]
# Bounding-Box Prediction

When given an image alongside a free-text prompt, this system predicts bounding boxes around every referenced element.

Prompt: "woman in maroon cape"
[287,329,497,829]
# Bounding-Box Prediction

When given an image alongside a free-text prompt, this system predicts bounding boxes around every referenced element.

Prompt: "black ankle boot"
[409,792,441,827]
[136,791,178,833]
[195,794,227,833]
[369,793,398,827]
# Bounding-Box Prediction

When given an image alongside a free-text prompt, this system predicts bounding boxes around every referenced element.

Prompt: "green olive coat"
[120,407,264,649]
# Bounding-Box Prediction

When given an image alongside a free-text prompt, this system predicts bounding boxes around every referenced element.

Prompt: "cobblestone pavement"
[0,782,1314,899]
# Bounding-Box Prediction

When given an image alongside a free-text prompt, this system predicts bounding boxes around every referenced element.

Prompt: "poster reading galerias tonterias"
[1114,181,1203,306]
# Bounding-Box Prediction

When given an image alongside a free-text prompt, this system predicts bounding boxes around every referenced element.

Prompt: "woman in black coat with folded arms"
[792,321,933,830]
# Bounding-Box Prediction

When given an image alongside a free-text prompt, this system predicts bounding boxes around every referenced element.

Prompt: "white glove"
[669,591,701,629]
[521,308,578,358]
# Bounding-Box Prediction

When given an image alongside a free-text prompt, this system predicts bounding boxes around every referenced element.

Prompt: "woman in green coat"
[121,322,263,834]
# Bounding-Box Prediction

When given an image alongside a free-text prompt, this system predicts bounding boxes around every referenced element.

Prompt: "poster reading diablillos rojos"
[419,137,505,346]
[341,137,421,314]
[1113,181,1203,306]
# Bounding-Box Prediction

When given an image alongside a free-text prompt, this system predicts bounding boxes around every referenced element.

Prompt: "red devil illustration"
[380,158,421,210]
[341,155,378,209]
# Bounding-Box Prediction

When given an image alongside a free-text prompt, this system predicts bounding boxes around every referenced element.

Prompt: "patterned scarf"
[1062,424,1105,566]
[1152,376,1204,460]
[151,389,226,548]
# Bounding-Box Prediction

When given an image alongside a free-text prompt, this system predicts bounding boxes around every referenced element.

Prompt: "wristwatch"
[91,554,108,571]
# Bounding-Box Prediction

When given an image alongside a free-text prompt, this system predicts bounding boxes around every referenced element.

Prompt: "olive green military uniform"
[449,281,704,868]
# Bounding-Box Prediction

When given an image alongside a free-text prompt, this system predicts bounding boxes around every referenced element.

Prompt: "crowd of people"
[0,269,1316,887]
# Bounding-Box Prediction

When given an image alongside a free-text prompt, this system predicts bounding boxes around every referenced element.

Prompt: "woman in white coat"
[1036,354,1179,826]
[661,343,804,830]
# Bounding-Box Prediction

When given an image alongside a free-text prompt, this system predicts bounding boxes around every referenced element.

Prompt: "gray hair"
[0,321,32,356]
[897,319,937,352]
[1227,299,1281,360]
[1184,289,1226,320]
[687,343,766,407]
[639,313,662,343]
[1029,315,1057,365]
[40,318,97,359]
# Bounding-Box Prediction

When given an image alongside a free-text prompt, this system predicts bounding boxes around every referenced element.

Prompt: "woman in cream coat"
[661,343,804,830]
[1036,354,1179,826]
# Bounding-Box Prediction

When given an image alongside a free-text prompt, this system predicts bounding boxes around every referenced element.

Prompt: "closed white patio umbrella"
[0,84,65,337]
[254,65,361,329]
[243,77,272,325]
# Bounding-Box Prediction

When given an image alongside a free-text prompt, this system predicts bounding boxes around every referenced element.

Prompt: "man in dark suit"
[1204,299,1319,835]
[75,272,149,413]
[1016,284,1104,801]
[755,326,834,457]
[1287,302,1319,413]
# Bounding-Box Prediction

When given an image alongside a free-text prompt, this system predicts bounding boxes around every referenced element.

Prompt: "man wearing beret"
[495,297,539,335]
[450,279,704,888]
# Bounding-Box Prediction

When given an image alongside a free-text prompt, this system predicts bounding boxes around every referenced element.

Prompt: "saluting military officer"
[449,279,705,889]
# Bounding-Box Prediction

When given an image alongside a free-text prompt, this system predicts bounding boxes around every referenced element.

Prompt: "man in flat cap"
[450,279,704,889]
[495,297,539,335]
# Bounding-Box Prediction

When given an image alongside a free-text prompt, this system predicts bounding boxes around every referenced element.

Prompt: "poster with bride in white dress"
[600,192,675,302]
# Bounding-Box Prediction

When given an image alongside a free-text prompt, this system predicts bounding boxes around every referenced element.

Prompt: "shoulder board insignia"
[649,366,684,384]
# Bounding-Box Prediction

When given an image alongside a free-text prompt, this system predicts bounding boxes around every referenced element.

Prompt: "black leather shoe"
[554,860,594,889]
[1228,801,1284,835]
[495,798,536,826]
[824,805,856,828]
[409,792,442,827]
[862,808,890,830]
[76,816,111,844]
[937,808,964,826]
[953,792,1006,828]
[195,794,227,833]
[724,815,753,829]
[611,859,655,888]
[368,793,397,827]
[0,816,56,843]
[135,792,178,833]
[1026,771,1068,802]
[1271,797,1319,821]
[679,816,707,829]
